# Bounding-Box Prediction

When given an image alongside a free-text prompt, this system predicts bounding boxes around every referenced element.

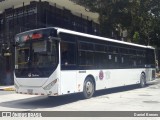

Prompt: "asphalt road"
[0,79,160,120]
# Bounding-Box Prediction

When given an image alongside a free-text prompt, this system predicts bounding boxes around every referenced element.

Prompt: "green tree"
[71,0,160,47]
[133,31,140,43]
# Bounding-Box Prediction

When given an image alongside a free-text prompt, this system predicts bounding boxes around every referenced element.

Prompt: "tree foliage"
[71,0,160,47]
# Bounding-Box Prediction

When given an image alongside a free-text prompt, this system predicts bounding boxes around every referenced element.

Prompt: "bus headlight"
[43,79,58,90]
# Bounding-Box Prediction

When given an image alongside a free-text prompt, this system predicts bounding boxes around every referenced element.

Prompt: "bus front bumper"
[15,85,59,96]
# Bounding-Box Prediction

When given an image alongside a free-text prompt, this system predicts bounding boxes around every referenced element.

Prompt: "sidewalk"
[0,85,15,91]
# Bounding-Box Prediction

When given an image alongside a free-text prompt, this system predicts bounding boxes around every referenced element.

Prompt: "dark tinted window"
[61,41,76,66]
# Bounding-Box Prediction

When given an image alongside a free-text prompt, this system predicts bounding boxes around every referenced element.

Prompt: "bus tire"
[139,73,146,88]
[82,77,95,99]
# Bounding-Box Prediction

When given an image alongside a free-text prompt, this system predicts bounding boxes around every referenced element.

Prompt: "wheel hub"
[86,81,93,94]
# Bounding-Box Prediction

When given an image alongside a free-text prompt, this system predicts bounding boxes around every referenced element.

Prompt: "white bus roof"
[55,27,154,49]
[16,27,155,49]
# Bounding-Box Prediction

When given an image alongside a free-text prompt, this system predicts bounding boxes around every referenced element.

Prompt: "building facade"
[0,0,100,85]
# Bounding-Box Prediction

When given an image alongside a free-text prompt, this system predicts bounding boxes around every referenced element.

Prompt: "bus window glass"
[78,42,94,66]
[61,41,76,66]
[16,40,58,69]
[16,47,30,68]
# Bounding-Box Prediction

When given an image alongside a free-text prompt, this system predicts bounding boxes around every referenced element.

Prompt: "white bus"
[14,27,156,98]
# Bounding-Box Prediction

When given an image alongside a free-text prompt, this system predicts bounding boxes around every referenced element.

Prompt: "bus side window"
[61,41,76,66]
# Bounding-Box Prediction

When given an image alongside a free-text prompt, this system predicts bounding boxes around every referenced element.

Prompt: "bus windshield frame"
[15,28,59,78]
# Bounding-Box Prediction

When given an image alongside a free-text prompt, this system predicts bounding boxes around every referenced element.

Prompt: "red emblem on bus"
[99,70,104,80]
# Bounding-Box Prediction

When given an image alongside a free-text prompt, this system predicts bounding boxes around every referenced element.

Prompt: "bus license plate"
[27,89,33,94]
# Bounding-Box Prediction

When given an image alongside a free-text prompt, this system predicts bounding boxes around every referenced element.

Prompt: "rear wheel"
[139,73,146,88]
[82,77,95,99]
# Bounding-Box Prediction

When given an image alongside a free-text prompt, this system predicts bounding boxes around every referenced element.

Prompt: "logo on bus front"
[28,73,39,77]
[99,70,104,80]
[28,73,32,77]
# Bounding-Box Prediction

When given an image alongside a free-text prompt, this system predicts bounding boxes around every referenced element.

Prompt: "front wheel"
[139,73,146,88]
[82,77,95,99]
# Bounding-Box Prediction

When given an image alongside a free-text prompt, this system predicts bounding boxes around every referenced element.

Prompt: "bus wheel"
[82,77,95,99]
[139,73,146,88]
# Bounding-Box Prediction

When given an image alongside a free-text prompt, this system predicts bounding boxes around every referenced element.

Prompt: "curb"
[0,87,15,91]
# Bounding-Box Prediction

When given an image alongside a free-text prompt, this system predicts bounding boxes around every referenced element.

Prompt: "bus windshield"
[15,29,59,78]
